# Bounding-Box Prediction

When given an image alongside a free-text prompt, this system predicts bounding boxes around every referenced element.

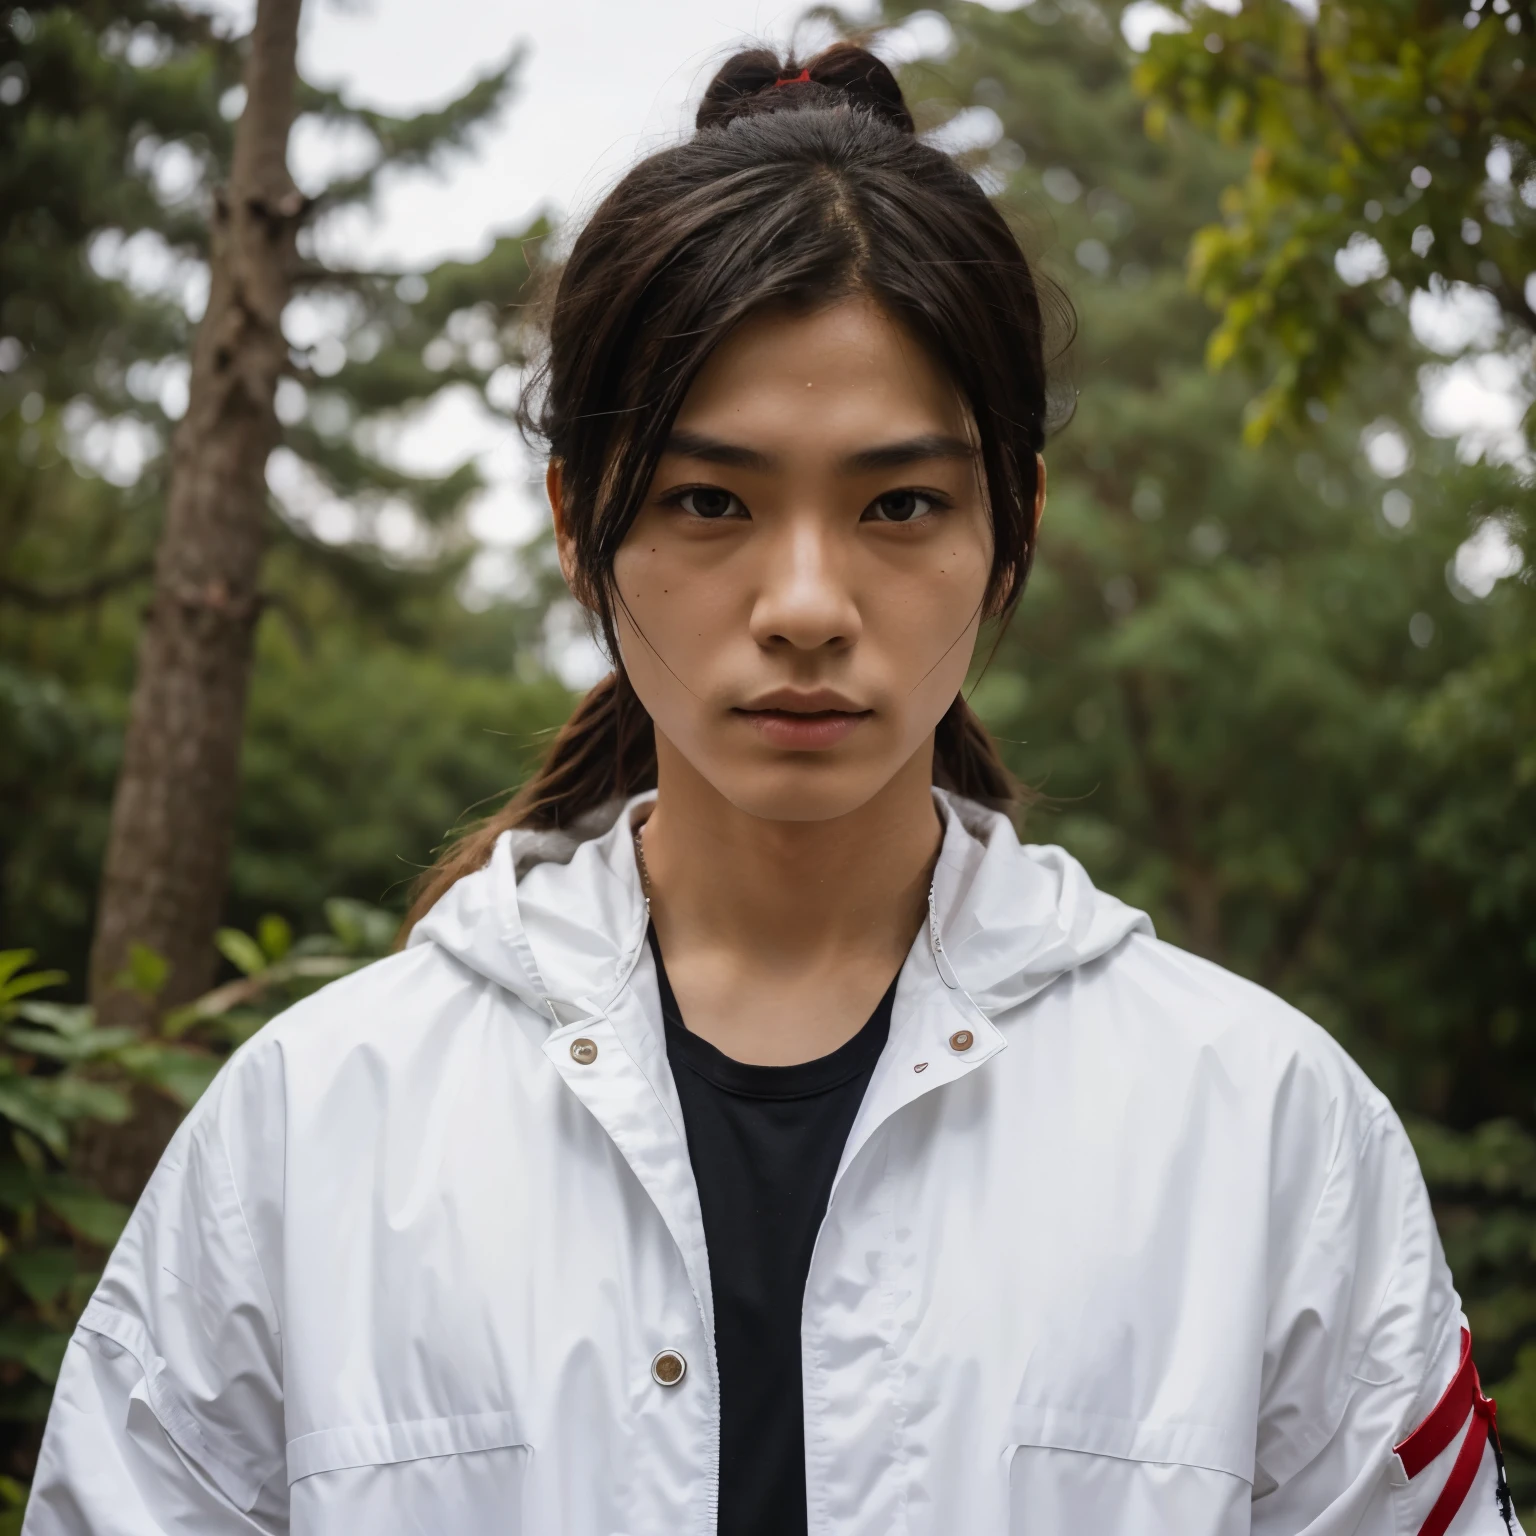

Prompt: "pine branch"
[282,425,483,522]
[296,46,524,211]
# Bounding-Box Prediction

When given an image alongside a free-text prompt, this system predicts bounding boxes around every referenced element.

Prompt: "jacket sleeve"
[1252,1091,1520,1536]
[23,1046,289,1536]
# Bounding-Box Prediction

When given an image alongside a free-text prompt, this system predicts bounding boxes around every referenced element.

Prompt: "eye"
[863,489,943,524]
[676,487,747,520]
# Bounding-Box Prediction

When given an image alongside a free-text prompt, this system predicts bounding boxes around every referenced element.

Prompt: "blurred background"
[0,0,1532,1518]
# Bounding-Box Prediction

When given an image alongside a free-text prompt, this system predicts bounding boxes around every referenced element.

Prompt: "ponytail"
[402,679,1022,936]
[934,694,1022,812]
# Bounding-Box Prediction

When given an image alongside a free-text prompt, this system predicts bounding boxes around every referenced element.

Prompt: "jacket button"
[949,1029,975,1053]
[570,1038,598,1065]
[651,1350,687,1387]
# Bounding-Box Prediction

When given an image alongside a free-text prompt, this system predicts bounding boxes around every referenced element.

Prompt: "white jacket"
[25,792,1519,1536]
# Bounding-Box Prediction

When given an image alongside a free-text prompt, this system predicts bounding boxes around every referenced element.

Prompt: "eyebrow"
[847,434,977,472]
[663,429,977,474]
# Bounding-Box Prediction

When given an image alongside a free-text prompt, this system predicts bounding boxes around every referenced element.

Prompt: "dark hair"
[406,42,1064,928]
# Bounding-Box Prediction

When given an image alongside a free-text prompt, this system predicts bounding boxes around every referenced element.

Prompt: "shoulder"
[136,943,543,1279]
[1025,931,1396,1183]
[225,933,545,1089]
[1108,932,1381,1097]
[180,941,538,1177]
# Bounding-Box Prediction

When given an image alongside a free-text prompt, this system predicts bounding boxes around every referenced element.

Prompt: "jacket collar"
[411,788,1151,1027]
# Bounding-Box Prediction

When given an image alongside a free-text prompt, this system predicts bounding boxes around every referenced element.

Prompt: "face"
[558,297,1025,824]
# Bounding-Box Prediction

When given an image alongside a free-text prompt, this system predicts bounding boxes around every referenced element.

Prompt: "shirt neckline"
[647,925,896,1102]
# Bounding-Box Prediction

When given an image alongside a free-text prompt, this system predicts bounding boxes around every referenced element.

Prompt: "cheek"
[871,536,991,682]
[611,536,740,686]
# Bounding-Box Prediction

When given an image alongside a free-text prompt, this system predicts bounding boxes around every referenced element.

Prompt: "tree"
[88,0,305,1032]
[1133,0,1534,438]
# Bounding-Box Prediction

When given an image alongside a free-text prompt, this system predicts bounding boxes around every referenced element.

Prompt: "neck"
[639,736,942,973]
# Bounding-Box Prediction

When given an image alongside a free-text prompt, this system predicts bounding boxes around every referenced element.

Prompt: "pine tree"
[0,5,546,941]
[88,0,309,1045]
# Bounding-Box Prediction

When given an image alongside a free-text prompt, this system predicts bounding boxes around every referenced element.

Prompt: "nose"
[748,516,861,654]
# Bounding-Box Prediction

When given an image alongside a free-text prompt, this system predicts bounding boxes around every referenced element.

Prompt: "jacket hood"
[409,790,1152,1022]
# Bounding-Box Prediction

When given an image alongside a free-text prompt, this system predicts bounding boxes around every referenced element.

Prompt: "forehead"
[672,296,972,445]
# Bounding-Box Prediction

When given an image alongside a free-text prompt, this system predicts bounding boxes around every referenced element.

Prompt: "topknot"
[695,42,915,135]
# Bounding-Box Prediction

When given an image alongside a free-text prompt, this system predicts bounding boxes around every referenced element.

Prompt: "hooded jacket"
[23,792,1518,1536]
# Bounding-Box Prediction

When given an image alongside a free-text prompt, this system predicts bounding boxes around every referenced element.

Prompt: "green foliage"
[166,895,400,1047]
[1134,0,1534,437]
[113,940,168,1001]
[0,950,171,1476]
[227,623,573,935]
[0,1,239,400]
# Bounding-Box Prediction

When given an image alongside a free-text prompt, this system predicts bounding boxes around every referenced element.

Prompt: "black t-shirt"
[649,927,896,1536]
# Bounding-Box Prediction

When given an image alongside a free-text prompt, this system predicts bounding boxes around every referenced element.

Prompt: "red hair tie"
[774,68,811,87]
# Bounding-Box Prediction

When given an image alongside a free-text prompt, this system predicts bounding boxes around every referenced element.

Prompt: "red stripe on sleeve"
[1394,1327,1507,1536]
[1396,1327,1477,1479]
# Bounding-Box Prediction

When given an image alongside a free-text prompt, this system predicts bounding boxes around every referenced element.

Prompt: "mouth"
[732,691,873,751]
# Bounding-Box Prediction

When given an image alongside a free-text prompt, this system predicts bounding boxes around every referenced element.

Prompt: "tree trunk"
[82,0,305,1199]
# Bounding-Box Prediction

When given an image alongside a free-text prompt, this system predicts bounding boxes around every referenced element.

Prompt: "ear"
[547,460,590,607]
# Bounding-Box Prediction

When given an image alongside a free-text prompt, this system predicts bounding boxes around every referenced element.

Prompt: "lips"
[732,691,872,751]
[739,687,866,714]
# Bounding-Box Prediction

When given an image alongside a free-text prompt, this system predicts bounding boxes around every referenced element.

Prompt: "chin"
[703,755,908,825]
